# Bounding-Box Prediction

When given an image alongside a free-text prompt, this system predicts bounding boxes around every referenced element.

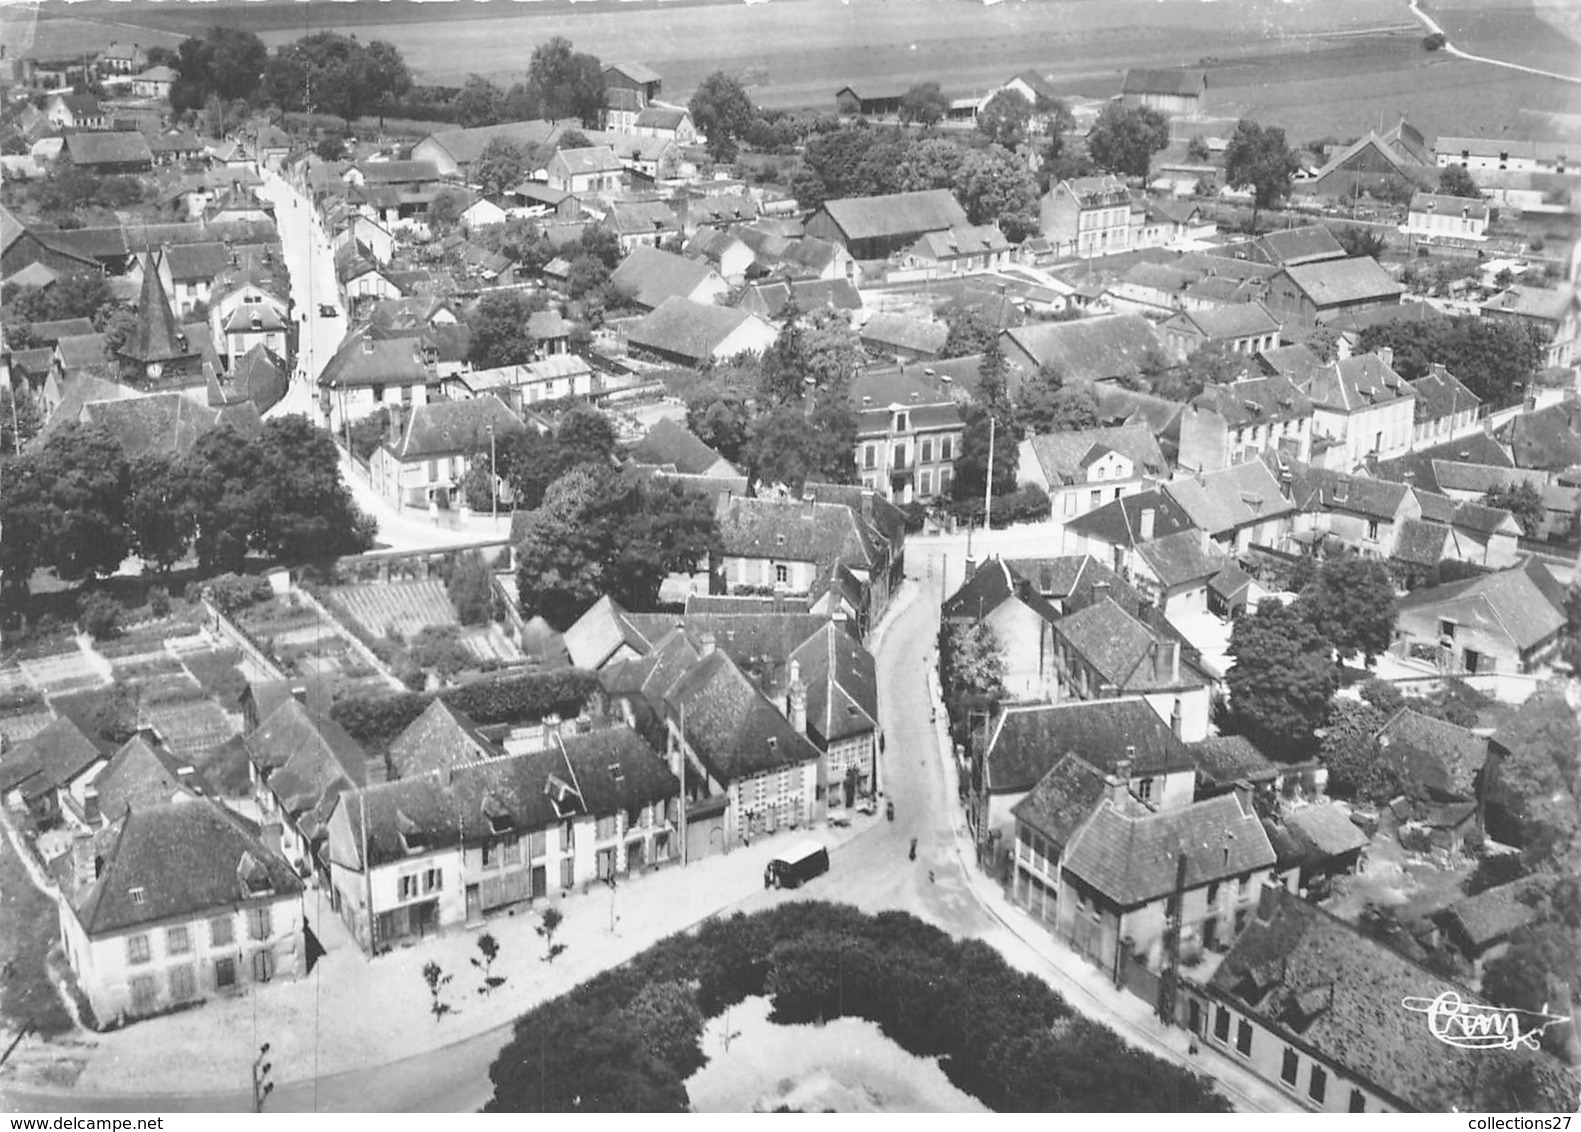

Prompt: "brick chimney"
[801,489,816,521]
[1374,346,1394,369]
[70,832,98,891]
[82,784,100,826]
[1255,881,1281,924]
[1139,507,1156,542]
[698,631,716,657]
[787,659,807,735]
[1106,767,1129,806]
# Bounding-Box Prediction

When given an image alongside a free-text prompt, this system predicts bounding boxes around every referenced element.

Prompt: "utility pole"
[1157,852,1188,1026]
[487,422,497,528]
[983,414,995,530]
[252,1042,274,1112]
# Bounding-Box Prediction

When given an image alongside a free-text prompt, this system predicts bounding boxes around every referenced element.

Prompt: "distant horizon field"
[15,0,1578,141]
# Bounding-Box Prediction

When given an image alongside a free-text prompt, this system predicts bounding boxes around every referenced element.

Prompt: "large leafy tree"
[898,82,949,127]
[1084,102,1169,180]
[126,452,199,574]
[33,422,131,583]
[264,33,411,129]
[363,39,412,129]
[1483,480,1544,538]
[526,37,605,127]
[171,26,268,111]
[1226,599,1340,757]
[976,88,1033,150]
[742,400,857,492]
[941,620,1006,706]
[1438,163,1479,199]
[954,343,1021,501]
[474,139,529,198]
[1357,316,1547,407]
[454,74,506,128]
[467,290,549,370]
[1222,118,1301,231]
[952,145,1040,239]
[1318,699,1400,802]
[255,415,371,563]
[940,309,998,360]
[688,71,756,163]
[1295,553,1398,666]
[1019,369,1100,434]
[0,452,56,597]
[895,136,967,193]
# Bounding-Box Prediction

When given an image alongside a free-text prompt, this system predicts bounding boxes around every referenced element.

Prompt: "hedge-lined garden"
[485,902,1230,1113]
[329,667,602,751]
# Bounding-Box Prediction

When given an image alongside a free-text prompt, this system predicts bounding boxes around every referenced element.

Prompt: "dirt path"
[1409,0,1581,84]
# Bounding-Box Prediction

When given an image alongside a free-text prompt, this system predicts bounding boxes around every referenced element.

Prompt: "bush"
[1423,31,1447,50]
[329,667,602,750]
[78,592,123,641]
[409,624,471,679]
[148,586,171,618]
[447,552,493,626]
[204,573,272,615]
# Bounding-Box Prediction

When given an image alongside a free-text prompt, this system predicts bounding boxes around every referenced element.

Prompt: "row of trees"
[0,417,374,598]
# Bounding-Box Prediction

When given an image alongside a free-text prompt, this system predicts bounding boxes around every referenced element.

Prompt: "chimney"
[801,489,816,521]
[860,487,874,524]
[1105,772,1128,806]
[261,820,283,851]
[70,832,98,890]
[82,785,100,827]
[1374,346,1394,369]
[362,335,375,354]
[698,631,717,657]
[787,660,807,735]
[1255,882,1281,924]
[963,556,978,582]
[1139,507,1155,542]
[1091,580,1109,605]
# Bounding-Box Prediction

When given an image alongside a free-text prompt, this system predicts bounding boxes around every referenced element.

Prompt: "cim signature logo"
[1403,991,1572,1052]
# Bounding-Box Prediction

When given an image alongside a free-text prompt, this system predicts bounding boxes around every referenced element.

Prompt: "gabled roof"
[92,736,198,821]
[1408,363,1482,421]
[549,145,623,177]
[1206,887,1528,1113]
[1396,557,1569,651]
[790,620,878,744]
[689,193,758,226]
[1410,192,1489,221]
[1064,792,1273,907]
[62,131,152,167]
[1480,283,1576,324]
[163,241,231,283]
[26,317,96,343]
[1010,753,1108,851]
[1054,596,1202,690]
[1185,734,1280,788]
[1060,174,1131,208]
[563,595,655,670]
[715,493,881,571]
[354,159,439,184]
[627,297,767,363]
[1498,401,1581,471]
[1369,431,1512,491]
[982,698,1195,795]
[69,798,301,936]
[388,699,500,779]
[940,558,1061,626]
[1188,373,1312,428]
[1163,460,1296,537]
[1437,875,1552,951]
[1026,424,1167,486]
[610,246,721,310]
[628,417,735,477]
[1284,802,1370,858]
[80,392,259,459]
[1062,488,1196,548]
[209,343,287,414]
[245,698,366,841]
[1251,225,1345,267]
[1257,343,1325,384]
[1133,529,1224,590]
[1000,554,1144,612]
[1285,462,1412,521]
[0,716,105,800]
[605,61,662,85]
[1278,257,1403,309]
[390,396,525,462]
[319,328,431,389]
[858,312,948,357]
[814,189,970,243]
[1166,301,1281,342]
[1120,68,1206,97]
[1374,707,1487,799]
[417,120,562,167]
[740,277,863,320]
[665,650,822,782]
[1001,314,1166,383]
[1391,517,1452,567]
[634,106,689,131]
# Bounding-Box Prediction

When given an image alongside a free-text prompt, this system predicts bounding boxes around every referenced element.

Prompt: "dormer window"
[894,412,908,433]
[129,886,146,905]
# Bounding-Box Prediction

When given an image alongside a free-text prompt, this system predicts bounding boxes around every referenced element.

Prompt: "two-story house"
[851,368,964,503]
[246,697,368,877]
[1264,257,1403,327]
[57,799,305,1026]
[1286,463,1422,560]
[1479,284,1579,369]
[1176,373,1314,473]
[1405,192,1489,244]
[1390,556,1569,676]
[325,724,677,954]
[1161,302,1282,358]
[369,396,526,510]
[606,200,684,253]
[1052,597,1214,740]
[1406,363,1482,447]
[1303,350,1417,471]
[942,558,1062,704]
[318,329,437,434]
[543,147,625,196]
[44,92,109,130]
[1163,459,1300,556]
[1020,424,1169,523]
[1038,175,1134,259]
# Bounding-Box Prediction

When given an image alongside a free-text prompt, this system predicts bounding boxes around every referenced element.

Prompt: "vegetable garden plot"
[332,579,458,642]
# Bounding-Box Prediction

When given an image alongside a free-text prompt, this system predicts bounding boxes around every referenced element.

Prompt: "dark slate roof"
[1167,301,1281,341]
[1374,707,1488,799]
[245,698,366,842]
[941,558,1060,626]
[1284,803,1369,858]
[815,189,970,242]
[628,417,735,476]
[1498,401,1581,472]
[0,716,105,800]
[1279,257,1403,308]
[1409,364,1481,422]
[1063,792,1273,907]
[392,397,525,462]
[1002,314,1166,382]
[1392,518,1451,567]
[1206,887,1532,1112]
[1251,225,1345,267]
[1186,734,1279,787]
[1061,489,1196,549]
[1437,875,1552,950]
[1285,462,1411,521]
[1009,753,1108,852]
[337,725,675,869]
[858,312,948,357]
[91,736,197,821]
[665,651,822,782]
[983,698,1194,795]
[1187,373,1312,428]
[356,159,439,184]
[627,297,762,363]
[716,493,881,571]
[209,343,287,414]
[69,798,302,936]
[80,392,258,459]
[319,329,431,389]
[1054,596,1206,691]
[388,699,500,779]
[163,241,231,283]
[1369,431,1513,492]
[62,131,153,167]
[790,620,878,744]
[1121,68,1206,97]
[122,254,190,364]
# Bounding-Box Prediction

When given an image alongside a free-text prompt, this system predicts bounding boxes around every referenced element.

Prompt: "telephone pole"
[983,413,995,530]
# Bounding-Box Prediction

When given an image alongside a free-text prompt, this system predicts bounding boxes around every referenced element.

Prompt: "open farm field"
[1431,0,1581,76]
[0,11,184,62]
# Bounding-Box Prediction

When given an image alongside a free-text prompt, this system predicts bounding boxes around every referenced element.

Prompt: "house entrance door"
[530,865,547,899]
[466,884,482,923]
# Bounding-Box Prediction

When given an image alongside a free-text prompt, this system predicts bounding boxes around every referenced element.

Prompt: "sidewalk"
[915,596,1299,1114]
[69,815,876,1096]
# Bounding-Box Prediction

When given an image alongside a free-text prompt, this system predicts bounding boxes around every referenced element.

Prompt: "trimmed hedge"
[485,902,1231,1113]
[329,667,601,751]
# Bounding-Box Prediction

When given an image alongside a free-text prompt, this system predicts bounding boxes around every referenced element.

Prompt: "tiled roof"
[1186,734,1278,787]
[92,736,198,822]
[319,329,430,389]
[1164,460,1296,537]
[563,595,654,670]
[246,698,366,842]
[1055,596,1199,690]
[1409,192,1489,221]
[80,392,259,459]
[665,651,822,782]
[606,61,662,84]
[1369,431,1512,492]
[715,493,881,571]
[908,224,1012,261]
[1391,518,1451,567]
[1279,257,1403,308]
[122,255,189,364]
[338,725,675,869]
[1188,373,1312,430]
[1167,301,1281,342]
[607,200,681,238]
[815,189,970,242]
[1061,174,1131,208]
[355,159,439,183]
[611,246,722,312]
[790,620,878,744]
[1396,557,1568,652]
[634,106,688,131]
[1302,352,1413,413]
[69,799,302,936]
[941,558,1060,626]
[1206,887,1533,1112]
[689,194,758,226]
[1062,489,1196,548]
[1026,425,1167,486]
[418,121,562,167]
[1498,401,1581,472]
[627,297,765,363]
[628,417,735,476]
[1133,529,1224,589]
[740,278,862,319]
[0,716,105,799]
[1284,802,1369,858]
[1002,314,1166,383]
[1285,462,1411,521]
[1063,792,1273,907]
[393,397,524,462]
[1480,283,1576,324]
[62,131,152,167]
[983,698,1194,795]
[1009,753,1108,851]
[1438,875,1551,950]
[26,317,95,343]
[859,312,948,357]
[1120,68,1206,97]
[1374,707,1488,799]
[388,699,500,778]
[163,241,231,283]
[1251,225,1345,267]
[1257,343,1325,384]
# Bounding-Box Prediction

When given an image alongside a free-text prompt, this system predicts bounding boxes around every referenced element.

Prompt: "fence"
[199,599,288,685]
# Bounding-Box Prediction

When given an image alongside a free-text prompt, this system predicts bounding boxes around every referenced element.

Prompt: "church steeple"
[120,251,190,367]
